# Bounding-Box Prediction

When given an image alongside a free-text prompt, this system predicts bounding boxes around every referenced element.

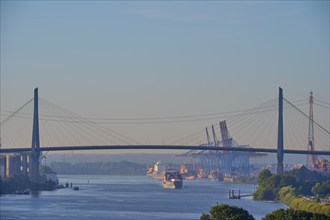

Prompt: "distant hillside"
[50,161,148,175]
[46,152,312,167]
[46,153,198,166]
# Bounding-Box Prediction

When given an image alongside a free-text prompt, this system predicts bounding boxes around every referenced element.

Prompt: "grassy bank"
[279,186,330,217]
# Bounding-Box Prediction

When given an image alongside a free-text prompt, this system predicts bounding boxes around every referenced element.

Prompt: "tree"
[258,169,272,185]
[200,204,255,220]
[287,166,325,183]
[312,181,330,198]
[253,169,279,200]
[280,175,297,188]
[253,187,276,200]
[262,208,329,220]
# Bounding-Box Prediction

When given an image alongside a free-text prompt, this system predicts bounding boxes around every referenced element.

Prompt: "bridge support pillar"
[277,87,284,175]
[31,88,40,182]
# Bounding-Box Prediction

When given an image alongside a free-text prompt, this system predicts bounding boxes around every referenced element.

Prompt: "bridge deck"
[0,145,329,155]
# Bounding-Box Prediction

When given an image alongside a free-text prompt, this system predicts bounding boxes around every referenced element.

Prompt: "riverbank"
[0,175,57,195]
[279,186,330,217]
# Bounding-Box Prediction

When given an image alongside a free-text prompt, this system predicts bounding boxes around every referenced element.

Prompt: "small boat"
[146,160,166,180]
[224,176,234,183]
[14,189,30,195]
[208,170,223,182]
[162,169,183,189]
[183,175,195,180]
[179,163,197,180]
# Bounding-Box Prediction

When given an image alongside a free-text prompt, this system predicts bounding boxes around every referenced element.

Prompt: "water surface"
[0,175,287,220]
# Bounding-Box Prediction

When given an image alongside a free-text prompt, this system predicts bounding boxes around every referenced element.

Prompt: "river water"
[0,175,286,220]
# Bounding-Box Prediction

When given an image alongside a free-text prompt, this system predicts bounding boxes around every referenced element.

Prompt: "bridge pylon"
[307,91,318,169]
[31,88,40,182]
[277,87,284,175]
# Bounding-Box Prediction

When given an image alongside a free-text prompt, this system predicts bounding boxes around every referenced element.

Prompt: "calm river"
[0,175,287,220]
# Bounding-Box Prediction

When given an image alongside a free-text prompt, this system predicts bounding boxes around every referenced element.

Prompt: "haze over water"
[1,175,287,220]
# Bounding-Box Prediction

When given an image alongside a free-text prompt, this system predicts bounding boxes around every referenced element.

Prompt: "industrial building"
[0,153,31,178]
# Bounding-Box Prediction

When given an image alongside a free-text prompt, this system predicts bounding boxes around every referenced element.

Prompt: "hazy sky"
[1,1,329,148]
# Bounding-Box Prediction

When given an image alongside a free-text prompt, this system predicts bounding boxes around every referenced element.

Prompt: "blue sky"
[1,1,329,147]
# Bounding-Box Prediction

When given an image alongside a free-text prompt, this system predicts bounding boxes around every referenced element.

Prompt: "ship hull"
[162,180,183,189]
[147,171,164,180]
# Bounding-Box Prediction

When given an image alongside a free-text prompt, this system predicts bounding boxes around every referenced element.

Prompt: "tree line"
[200,203,329,220]
[50,161,147,175]
[253,166,330,217]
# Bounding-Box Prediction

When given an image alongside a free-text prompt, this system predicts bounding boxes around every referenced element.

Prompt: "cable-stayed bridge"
[0,88,329,182]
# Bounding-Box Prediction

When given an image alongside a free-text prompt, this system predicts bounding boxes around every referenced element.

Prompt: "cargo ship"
[162,169,183,189]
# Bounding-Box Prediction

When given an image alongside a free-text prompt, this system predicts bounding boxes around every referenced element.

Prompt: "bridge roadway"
[0,145,329,155]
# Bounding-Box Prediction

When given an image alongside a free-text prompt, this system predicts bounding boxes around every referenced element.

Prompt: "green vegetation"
[253,169,278,200]
[200,204,255,220]
[279,186,330,217]
[201,203,329,220]
[262,208,329,220]
[253,166,327,201]
[253,166,330,217]
[50,161,147,175]
[312,181,330,199]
